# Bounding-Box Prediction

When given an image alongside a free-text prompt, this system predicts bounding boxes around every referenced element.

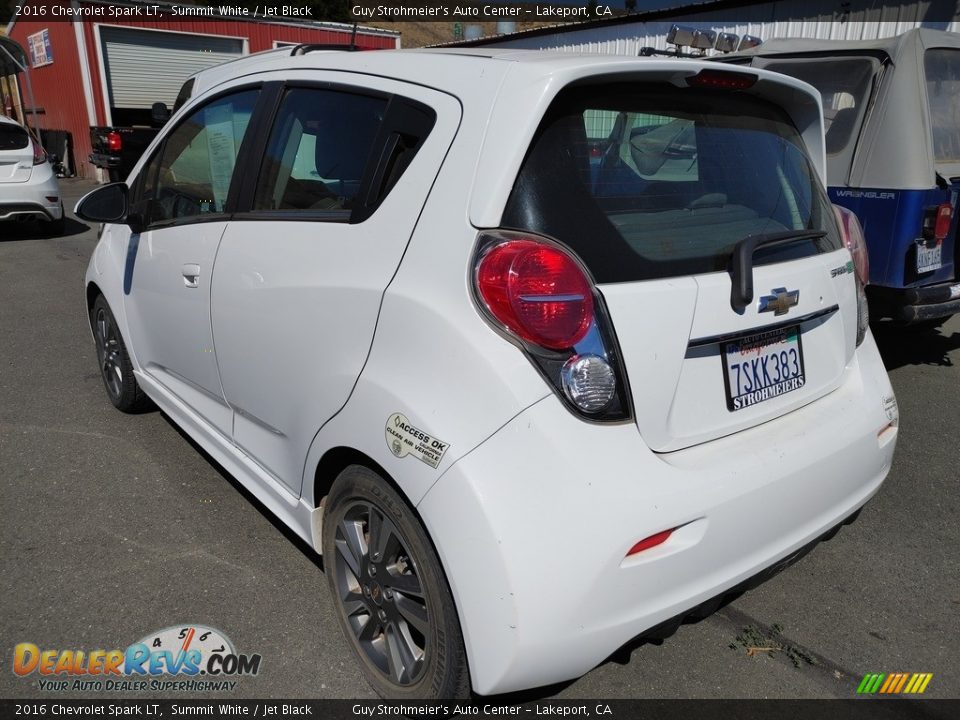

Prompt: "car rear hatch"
[0,123,33,183]
[501,80,855,451]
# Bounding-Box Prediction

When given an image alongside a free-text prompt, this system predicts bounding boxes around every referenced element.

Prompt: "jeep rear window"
[756,58,876,156]
[924,48,960,164]
[0,124,29,151]
[502,84,842,284]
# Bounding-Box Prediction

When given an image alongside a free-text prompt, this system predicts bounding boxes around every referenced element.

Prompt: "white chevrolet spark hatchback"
[77,48,899,698]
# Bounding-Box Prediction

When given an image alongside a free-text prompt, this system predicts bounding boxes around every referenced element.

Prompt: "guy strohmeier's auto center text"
[352,4,615,20]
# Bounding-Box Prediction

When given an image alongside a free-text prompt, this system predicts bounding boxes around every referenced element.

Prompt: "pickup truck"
[89,102,169,182]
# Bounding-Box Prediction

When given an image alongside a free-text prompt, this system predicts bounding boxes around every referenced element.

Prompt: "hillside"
[367,21,556,48]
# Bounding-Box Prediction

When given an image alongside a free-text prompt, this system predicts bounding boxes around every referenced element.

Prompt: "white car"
[0,115,64,234]
[76,48,899,698]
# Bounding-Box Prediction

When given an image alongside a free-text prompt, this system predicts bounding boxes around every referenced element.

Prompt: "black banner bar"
[0,700,957,720]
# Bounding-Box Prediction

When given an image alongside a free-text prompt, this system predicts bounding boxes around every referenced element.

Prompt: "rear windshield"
[924,48,960,164]
[0,124,29,151]
[758,58,876,156]
[502,84,842,284]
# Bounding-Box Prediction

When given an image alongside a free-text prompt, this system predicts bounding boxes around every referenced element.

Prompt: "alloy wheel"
[333,501,430,686]
[94,307,123,400]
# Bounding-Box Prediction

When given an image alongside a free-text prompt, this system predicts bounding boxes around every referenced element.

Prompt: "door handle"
[182,263,200,288]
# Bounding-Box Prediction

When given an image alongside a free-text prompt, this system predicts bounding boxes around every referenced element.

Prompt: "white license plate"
[723,326,805,411]
[916,242,942,273]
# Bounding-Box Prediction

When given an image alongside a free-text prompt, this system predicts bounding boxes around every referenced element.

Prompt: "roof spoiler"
[290,43,360,55]
[291,23,362,56]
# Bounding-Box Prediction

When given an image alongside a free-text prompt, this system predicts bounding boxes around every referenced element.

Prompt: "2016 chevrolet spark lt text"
[76,47,899,699]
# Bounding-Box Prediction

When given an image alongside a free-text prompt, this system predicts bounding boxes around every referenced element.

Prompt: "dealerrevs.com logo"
[13,625,262,692]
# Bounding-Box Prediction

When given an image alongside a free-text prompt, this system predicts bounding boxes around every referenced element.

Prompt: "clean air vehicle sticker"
[385,413,449,469]
[883,395,899,423]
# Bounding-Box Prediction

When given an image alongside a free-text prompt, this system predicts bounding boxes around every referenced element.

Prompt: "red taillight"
[933,202,952,243]
[686,69,757,90]
[107,131,122,153]
[476,238,594,351]
[833,205,869,284]
[626,529,673,557]
[32,139,46,165]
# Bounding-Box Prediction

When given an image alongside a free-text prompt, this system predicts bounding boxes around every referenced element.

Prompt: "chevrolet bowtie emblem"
[758,288,800,316]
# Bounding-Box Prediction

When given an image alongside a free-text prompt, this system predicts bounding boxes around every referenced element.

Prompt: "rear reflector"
[45,196,58,203]
[686,69,757,90]
[626,529,673,557]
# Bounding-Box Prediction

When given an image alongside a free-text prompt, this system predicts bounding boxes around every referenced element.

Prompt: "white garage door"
[100,27,243,109]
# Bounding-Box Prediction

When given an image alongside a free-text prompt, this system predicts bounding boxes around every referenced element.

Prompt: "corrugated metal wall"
[480,0,960,53]
[100,27,243,109]
[7,4,398,179]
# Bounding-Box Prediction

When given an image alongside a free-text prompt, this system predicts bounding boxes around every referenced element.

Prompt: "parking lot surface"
[1,179,958,700]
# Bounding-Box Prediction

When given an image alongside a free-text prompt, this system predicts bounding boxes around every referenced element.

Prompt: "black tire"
[46,208,66,237]
[90,295,148,412]
[905,317,948,332]
[322,465,470,699]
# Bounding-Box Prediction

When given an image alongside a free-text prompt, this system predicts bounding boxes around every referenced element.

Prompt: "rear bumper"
[0,200,62,222]
[88,152,122,170]
[0,165,62,222]
[419,332,897,695]
[869,282,960,323]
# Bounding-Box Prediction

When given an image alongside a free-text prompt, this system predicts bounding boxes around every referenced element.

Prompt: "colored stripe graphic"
[857,673,932,694]
[856,674,875,694]
[879,674,896,693]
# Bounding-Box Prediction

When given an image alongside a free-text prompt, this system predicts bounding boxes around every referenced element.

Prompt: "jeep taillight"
[833,205,870,347]
[107,131,122,153]
[933,203,952,243]
[922,202,953,243]
[473,231,631,420]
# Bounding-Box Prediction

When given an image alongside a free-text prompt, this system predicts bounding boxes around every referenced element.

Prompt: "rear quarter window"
[0,124,29,151]
[502,83,841,284]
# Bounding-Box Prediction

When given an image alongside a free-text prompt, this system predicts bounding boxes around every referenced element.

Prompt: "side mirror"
[75,182,129,224]
[151,102,171,127]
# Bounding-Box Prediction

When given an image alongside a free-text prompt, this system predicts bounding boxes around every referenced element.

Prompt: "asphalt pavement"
[1,178,958,700]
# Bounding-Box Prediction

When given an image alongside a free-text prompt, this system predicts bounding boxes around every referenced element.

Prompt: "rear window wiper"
[730,229,827,312]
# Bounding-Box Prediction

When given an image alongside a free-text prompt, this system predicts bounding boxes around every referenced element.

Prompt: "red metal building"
[4,1,399,178]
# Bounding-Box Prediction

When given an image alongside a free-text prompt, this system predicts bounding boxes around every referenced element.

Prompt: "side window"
[591,110,699,201]
[253,88,387,214]
[136,149,162,207]
[626,114,697,181]
[148,89,259,225]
